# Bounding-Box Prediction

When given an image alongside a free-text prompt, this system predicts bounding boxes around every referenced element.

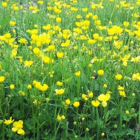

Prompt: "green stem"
[96,108,100,140]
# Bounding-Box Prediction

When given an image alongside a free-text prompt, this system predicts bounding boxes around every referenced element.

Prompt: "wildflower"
[98,70,104,76]
[47,45,55,51]
[2,2,7,7]
[55,89,65,95]
[102,101,107,107]
[73,101,80,108]
[18,38,27,44]
[75,71,81,76]
[65,99,71,105]
[61,115,65,120]
[93,33,100,40]
[27,84,32,89]
[56,81,63,86]
[115,74,122,80]
[91,100,100,107]
[11,49,17,57]
[10,21,16,26]
[38,1,43,4]
[21,92,25,96]
[43,56,52,64]
[88,91,93,98]
[33,47,40,55]
[4,117,14,125]
[56,17,61,23]
[46,98,50,102]
[126,110,129,114]
[14,6,19,11]
[33,99,38,105]
[57,52,64,58]
[82,93,87,99]
[101,132,105,137]
[0,76,5,83]
[12,120,25,135]
[41,84,49,92]
[10,84,15,90]
[57,114,61,121]
[118,85,124,90]
[24,61,33,67]
[82,8,88,12]
[103,84,107,88]
[123,21,129,27]
[132,74,138,81]
[61,40,70,47]
[119,91,126,97]
[98,94,110,102]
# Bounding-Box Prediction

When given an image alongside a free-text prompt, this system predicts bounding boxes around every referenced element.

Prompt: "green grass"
[0,0,140,139]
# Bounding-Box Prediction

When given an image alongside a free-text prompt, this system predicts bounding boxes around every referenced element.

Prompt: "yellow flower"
[4,117,14,125]
[2,2,7,7]
[75,71,81,77]
[73,101,80,108]
[115,74,122,80]
[102,101,107,107]
[101,132,105,137]
[98,94,110,102]
[57,52,64,58]
[0,76,5,83]
[132,74,138,81]
[125,110,129,114]
[27,84,32,89]
[98,70,104,76]
[82,8,88,12]
[10,84,15,90]
[12,120,25,135]
[46,98,50,102]
[61,40,70,47]
[55,89,65,95]
[88,91,93,98]
[93,33,100,40]
[56,81,63,86]
[11,49,17,57]
[65,99,71,105]
[118,85,124,90]
[119,91,126,97]
[57,114,61,121]
[10,21,16,26]
[91,100,100,107]
[38,1,43,4]
[61,115,65,120]
[33,47,40,55]
[24,61,33,67]
[40,84,49,92]
[56,17,61,23]
[18,38,27,44]
[123,21,129,27]
[103,84,107,88]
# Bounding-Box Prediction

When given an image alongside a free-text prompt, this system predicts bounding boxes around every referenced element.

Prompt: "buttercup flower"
[73,101,80,108]
[4,117,14,125]
[12,120,25,135]
[65,99,71,105]
[75,71,81,76]
[0,76,5,83]
[115,74,122,80]
[91,100,100,107]
[98,70,104,76]
[10,84,15,90]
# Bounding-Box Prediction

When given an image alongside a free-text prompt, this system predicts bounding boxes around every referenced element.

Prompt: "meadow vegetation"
[0,0,140,139]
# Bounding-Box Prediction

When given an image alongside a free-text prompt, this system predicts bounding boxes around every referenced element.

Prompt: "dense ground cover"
[0,0,140,139]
